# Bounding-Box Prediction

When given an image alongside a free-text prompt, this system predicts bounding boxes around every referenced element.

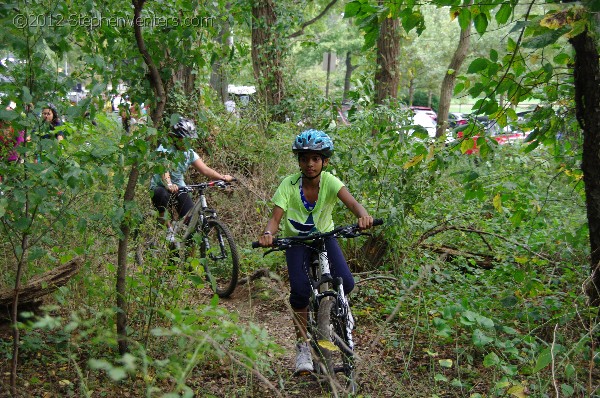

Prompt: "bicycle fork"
[313,243,355,352]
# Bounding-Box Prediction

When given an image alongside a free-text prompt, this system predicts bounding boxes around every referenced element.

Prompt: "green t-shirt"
[272,171,345,237]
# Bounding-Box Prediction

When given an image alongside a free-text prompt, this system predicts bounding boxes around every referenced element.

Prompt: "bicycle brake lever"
[263,248,277,257]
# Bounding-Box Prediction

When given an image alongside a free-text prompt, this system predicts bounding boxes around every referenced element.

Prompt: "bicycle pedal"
[293,370,313,377]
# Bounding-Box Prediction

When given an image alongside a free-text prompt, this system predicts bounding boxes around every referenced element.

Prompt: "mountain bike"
[154,180,240,298]
[252,218,383,393]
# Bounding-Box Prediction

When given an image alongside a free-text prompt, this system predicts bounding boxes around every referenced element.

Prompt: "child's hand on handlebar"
[167,183,179,193]
[258,232,274,247]
[357,216,373,230]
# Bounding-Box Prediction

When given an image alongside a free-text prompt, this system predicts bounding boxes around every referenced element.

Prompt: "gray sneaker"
[295,342,313,373]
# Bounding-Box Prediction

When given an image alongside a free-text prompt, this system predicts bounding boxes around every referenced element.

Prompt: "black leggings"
[151,186,194,220]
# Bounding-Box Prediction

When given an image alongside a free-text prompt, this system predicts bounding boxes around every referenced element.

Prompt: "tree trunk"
[174,64,196,97]
[10,232,28,396]
[408,76,415,106]
[116,164,139,354]
[374,12,400,105]
[569,30,600,308]
[343,51,356,102]
[436,22,472,137]
[210,3,232,103]
[116,0,168,355]
[251,0,285,121]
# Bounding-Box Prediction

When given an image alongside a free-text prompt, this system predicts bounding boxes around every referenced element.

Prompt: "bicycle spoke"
[196,219,239,298]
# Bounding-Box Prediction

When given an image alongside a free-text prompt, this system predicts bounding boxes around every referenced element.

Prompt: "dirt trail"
[196,273,396,398]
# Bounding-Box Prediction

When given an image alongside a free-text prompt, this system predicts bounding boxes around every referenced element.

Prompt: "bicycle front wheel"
[198,218,239,298]
[316,296,357,394]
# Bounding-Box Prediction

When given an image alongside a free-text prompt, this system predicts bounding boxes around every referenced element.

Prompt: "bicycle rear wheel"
[195,218,239,298]
[316,296,357,394]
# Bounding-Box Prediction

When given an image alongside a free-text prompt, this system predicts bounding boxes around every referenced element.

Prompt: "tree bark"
[174,64,196,97]
[343,51,356,102]
[116,164,139,354]
[436,22,472,137]
[408,77,415,106]
[210,3,232,103]
[251,0,284,121]
[569,30,600,308]
[374,12,400,105]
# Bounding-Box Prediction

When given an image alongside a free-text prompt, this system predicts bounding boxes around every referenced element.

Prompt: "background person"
[0,119,25,184]
[149,116,234,240]
[40,103,64,140]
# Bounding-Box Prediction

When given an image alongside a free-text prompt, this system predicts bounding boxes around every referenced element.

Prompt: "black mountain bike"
[253,218,384,393]
[162,180,240,298]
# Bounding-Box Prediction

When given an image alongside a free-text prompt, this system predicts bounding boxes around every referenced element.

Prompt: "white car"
[411,111,437,138]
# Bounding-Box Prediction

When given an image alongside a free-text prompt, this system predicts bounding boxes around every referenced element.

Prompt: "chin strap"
[301,171,322,180]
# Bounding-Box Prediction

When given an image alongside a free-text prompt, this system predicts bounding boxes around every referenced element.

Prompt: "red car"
[453,117,526,154]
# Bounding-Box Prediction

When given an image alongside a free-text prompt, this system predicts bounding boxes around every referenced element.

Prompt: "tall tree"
[569,29,600,308]
[436,14,471,136]
[210,3,233,103]
[374,10,400,104]
[251,0,284,120]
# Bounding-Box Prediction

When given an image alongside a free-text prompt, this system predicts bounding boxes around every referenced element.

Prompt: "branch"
[287,0,338,39]
[417,225,555,264]
[356,275,398,285]
[132,0,165,126]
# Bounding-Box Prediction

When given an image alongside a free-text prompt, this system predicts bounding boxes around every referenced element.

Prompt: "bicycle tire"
[316,296,358,393]
[192,218,239,298]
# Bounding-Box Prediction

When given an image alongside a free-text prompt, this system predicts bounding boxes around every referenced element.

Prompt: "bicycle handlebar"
[251,218,384,250]
[178,179,236,193]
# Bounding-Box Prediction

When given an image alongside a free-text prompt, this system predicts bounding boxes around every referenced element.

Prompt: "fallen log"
[420,243,495,269]
[0,257,83,307]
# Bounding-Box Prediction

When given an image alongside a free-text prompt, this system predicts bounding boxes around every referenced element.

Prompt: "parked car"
[448,112,468,128]
[410,106,437,122]
[452,116,526,154]
[410,110,437,138]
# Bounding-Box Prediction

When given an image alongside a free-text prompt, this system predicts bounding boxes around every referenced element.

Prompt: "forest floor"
[188,271,436,398]
[0,266,488,398]
[0,272,410,398]
[190,273,398,397]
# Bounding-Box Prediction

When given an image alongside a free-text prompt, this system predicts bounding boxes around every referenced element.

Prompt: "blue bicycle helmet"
[292,129,334,158]
[171,116,198,139]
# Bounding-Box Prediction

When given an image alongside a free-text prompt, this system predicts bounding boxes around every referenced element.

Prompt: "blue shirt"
[149,145,200,189]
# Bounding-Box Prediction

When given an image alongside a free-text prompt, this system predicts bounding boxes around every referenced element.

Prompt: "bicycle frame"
[308,238,354,352]
[171,181,226,241]
[166,180,240,298]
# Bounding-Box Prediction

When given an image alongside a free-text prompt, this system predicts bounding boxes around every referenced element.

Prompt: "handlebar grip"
[373,218,384,226]
[251,241,260,249]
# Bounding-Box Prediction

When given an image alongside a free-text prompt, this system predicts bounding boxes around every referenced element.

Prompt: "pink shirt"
[1,130,25,162]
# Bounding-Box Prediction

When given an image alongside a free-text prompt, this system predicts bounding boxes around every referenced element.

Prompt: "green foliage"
[0,0,597,396]
[404,90,440,110]
[10,300,279,396]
